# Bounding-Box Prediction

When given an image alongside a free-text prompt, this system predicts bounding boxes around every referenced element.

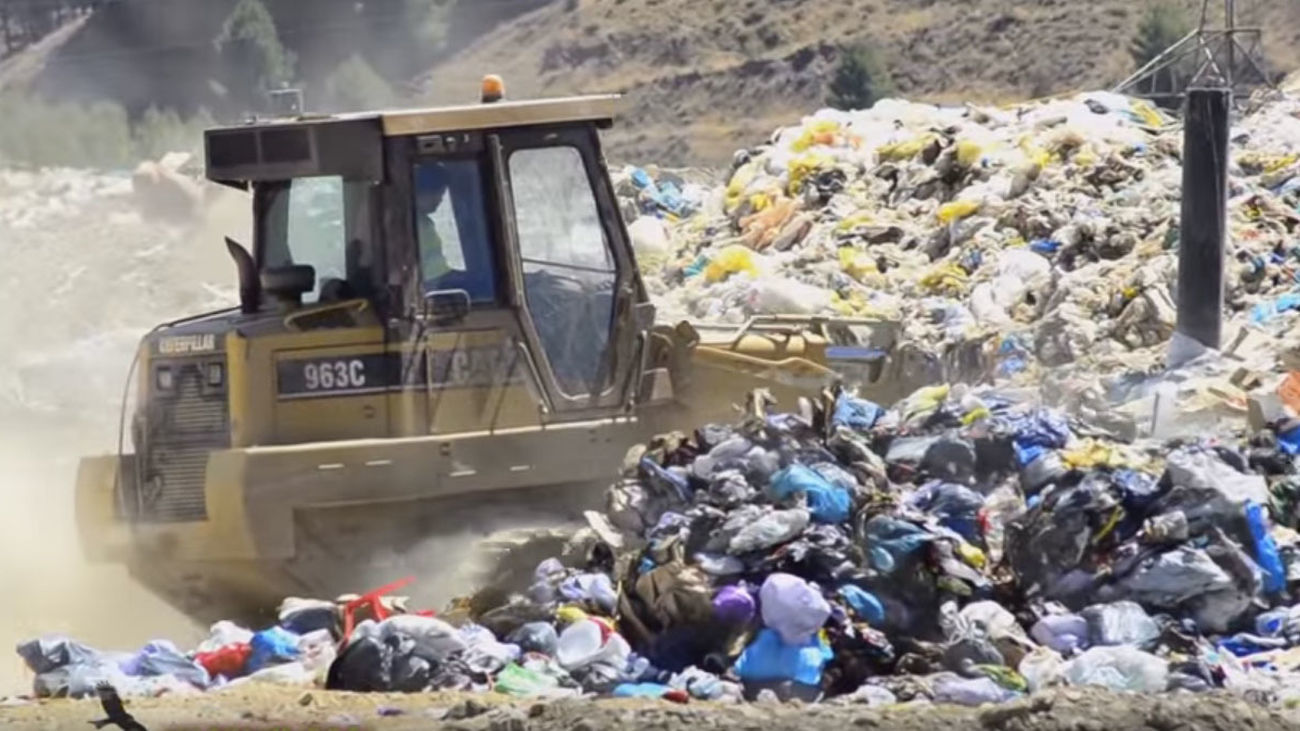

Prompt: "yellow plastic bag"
[955,139,983,168]
[791,120,842,152]
[1018,137,1052,170]
[1072,145,1098,167]
[1130,99,1167,128]
[838,246,878,281]
[555,605,588,624]
[788,152,833,194]
[724,161,759,214]
[704,244,759,283]
[957,542,987,570]
[937,200,980,224]
[918,261,970,295]
[877,134,937,162]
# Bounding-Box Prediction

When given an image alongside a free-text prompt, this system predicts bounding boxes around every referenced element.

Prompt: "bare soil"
[0,686,1295,731]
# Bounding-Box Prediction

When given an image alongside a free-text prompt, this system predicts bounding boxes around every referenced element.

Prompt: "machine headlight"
[207,362,225,387]
[155,366,175,391]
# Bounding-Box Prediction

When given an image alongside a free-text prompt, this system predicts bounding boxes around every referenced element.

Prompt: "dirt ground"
[0,686,1296,731]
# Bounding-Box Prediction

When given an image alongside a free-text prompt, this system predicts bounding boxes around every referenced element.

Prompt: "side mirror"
[261,265,316,309]
[225,237,259,315]
[424,289,470,326]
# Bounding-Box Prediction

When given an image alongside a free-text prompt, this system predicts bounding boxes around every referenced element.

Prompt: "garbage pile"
[20,383,1300,706]
[623,90,1300,387]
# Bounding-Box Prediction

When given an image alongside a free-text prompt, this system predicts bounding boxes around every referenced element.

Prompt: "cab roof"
[369,94,621,136]
[205,94,622,186]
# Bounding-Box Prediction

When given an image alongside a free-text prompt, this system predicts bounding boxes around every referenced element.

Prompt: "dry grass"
[423,0,1300,165]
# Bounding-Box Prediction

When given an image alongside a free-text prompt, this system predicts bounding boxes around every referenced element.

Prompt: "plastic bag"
[628,216,672,265]
[495,662,563,697]
[196,644,252,679]
[933,674,1019,706]
[937,200,980,224]
[246,627,300,674]
[1081,601,1160,647]
[278,598,339,638]
[198,621,254,654]
[728,508,810,554]
[457,624,520,675]
[713,584,757,624]
[1165,448,1269,505]
[1019,647,1067,693]
[832,392,884,431]
[768,464,850,524]
[507,622,559,656]
[1064,646,1168,692]
[1246,501,1286,594]
[733,628,832,686]
[559,573,619,613]
[1030,614,1088,654]
[759,573,831,645]
[380,615,467,662]
[838,585,885,625]
[124,640,211,688]
[704,244,759,283]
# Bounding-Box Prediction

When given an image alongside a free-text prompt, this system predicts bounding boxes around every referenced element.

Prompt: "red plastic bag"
[196,643,252,678]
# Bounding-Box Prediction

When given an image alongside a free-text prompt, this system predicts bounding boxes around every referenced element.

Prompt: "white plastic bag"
[1064,645,1168,692]
[759,572,831,645]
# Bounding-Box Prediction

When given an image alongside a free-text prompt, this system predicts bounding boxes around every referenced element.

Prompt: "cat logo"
[157,334,218,355]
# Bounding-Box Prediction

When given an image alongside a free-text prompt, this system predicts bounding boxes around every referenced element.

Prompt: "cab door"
[491,126,641,417]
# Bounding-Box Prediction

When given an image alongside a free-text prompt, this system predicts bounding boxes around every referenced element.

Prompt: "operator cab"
[204,79,651,417]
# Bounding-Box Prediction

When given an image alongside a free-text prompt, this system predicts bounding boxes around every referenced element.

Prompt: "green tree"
[1130,2,1192,96]
[216,0,296,108]
[321,54,395,112]
[826,43,894,111]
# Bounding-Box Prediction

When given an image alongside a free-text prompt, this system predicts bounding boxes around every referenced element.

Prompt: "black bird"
[90,683,147,731]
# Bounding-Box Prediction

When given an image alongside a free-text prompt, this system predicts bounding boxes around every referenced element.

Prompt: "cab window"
[413,159,498,303]
[260,176,373,303]
[509,145,617,397]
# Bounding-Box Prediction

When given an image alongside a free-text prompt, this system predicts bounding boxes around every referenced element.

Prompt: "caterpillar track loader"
[76,81,902,623]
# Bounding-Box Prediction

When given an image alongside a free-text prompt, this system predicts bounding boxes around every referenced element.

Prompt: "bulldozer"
[75,79,902,623]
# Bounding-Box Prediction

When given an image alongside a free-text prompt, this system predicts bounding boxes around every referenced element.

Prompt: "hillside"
[420,0,1300,165]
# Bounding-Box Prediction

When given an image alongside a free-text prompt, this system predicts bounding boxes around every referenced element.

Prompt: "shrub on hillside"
[826,43,894,112]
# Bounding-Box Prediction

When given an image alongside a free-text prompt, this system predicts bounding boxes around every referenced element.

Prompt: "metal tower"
[1114,0,1273,101]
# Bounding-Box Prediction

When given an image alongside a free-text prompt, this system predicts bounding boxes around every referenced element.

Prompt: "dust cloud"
[0,171,247,694]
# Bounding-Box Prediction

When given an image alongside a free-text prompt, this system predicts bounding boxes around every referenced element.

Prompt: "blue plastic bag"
[640,457,692,501]
[733,628,832,686]
[768,464,850,524]
[1004,410,1072,467]
[907,481,984,542]
[862,515,933,574]
[832,393,884,431]
[837,585,885,625]
[1246,501,1286,594]
[122,640,210,688]
[1278,424,1300,456]
[246,626,300,674]
[1250,292,1300,325]
[613,682,673,699]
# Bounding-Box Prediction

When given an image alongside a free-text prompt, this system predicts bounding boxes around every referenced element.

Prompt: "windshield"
[260,176,372,304]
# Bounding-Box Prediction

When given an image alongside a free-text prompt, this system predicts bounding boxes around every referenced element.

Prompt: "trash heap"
[20,383,1300,706]
[621,90,1300,385]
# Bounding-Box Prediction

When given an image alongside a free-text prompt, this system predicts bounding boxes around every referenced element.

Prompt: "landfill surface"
[15,88,1300,729]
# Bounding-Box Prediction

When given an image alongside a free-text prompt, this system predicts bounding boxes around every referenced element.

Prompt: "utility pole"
[1175,88,1231,351]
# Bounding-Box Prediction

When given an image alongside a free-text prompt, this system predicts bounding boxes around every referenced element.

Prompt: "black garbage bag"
[326,636,392,692]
